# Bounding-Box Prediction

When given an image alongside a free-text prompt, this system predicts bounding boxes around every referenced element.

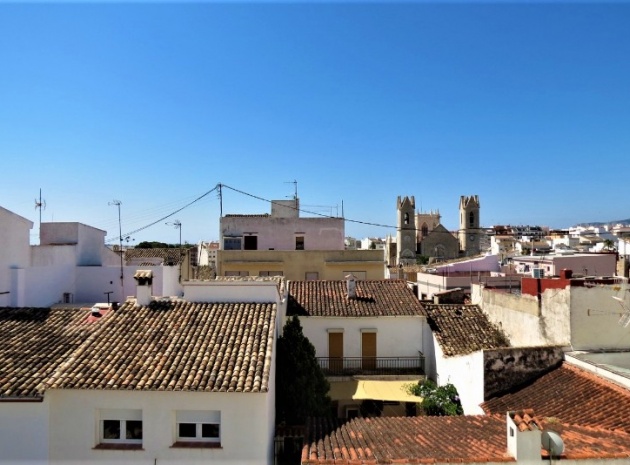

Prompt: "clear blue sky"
[1,1,629,245]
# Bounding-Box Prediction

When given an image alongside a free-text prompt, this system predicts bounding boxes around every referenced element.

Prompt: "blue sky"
[1,1,629,245]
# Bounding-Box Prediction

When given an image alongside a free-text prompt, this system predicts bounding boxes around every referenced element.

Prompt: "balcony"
[317,355,425,377]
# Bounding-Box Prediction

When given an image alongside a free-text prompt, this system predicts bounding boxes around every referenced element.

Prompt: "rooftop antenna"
[285,180,298,200]
[34,188,46,244]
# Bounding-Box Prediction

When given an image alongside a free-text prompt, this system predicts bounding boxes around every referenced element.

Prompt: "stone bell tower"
[397,196,417,265]
[459,195,481,256]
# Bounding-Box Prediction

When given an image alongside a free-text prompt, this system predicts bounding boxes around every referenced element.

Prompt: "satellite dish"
[541,430,564,457]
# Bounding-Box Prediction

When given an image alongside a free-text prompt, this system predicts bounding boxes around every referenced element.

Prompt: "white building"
[0,276,284,465]
[287,276,426,418]
[0,207,33,307]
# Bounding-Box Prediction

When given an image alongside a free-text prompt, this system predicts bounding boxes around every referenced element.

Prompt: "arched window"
[469,211,475,227]
[421,223,428,238]
[404,213,409,225]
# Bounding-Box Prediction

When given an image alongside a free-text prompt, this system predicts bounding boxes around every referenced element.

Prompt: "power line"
[219,183,488,236]
[105,185,220,243]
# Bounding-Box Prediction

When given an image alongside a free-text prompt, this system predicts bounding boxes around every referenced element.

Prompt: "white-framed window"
[176,410,221,444]
[99,409,143,445]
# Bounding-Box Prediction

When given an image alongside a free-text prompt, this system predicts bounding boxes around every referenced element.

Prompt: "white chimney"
[345,273,357,299]
[134,270,153,306]
[506,410,542,463]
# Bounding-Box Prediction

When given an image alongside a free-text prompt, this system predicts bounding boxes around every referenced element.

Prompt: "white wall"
[183,280,283,304]
[0,207,32,307]
[0,400,49,464]
[570,285,630,350]
[20,265,76,307]
[298,316,424,359]
[478,285,571,347]
[432,340,485,415]
[47,389,273,465]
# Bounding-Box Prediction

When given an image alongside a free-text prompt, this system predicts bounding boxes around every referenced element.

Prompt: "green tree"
[407,379,463,416]
[276,316,332,425]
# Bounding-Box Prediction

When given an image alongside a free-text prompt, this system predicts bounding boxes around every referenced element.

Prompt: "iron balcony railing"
[317,355,425,376]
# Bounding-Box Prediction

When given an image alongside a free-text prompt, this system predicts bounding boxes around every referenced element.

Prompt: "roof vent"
[90,306,102,318]
[345,274,357,299]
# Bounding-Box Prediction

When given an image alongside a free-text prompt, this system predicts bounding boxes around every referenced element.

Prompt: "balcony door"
[361,331,376,370]
[328,332,343,372]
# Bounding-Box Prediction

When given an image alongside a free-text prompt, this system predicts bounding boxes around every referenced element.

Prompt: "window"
[295,236,304,250]
[469,211,475,227]
[99,409,142,446]
[224,270,249,277]
[259,271,283,277]
[404,213,409,225]
[243,235,258,250]
[175,410,221,446]
[224,237,242,250]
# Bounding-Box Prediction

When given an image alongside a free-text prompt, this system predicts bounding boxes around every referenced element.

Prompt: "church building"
[387,194,481,265]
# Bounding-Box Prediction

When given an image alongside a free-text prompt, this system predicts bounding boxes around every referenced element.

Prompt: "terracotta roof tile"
[303,416,512,463]
[46,300,276,393]
[0,307,100,399]
[125,248,184,265]
[304,414,630,463]
[288,280,425,317]
[540,422,630,460]
[421,304,510,357]
[483,362,630,434]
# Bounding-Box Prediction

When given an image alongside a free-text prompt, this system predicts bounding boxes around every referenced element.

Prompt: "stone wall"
[484,346,564,399]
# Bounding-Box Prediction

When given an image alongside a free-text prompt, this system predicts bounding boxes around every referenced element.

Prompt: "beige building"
[218,249,385,280]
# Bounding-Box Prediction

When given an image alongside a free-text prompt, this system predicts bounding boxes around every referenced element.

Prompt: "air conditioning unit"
[532,268,545,278]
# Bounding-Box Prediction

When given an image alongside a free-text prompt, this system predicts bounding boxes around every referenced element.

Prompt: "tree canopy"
[407,379,463,416]
[276,316,332,425]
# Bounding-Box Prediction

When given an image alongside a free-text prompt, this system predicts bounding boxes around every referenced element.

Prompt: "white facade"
[0,207,33,306]
[46,389,274,465]
[296,315,425,360]
[0,400,49,464]
[430,336,485,415]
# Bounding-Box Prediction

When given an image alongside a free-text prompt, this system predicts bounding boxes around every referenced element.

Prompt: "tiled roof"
[483,362,630,434]
[421,304,510,357]
[1,299,276,398]
[288,280,425,317]
[46,300,276,393]
[540,422,630,460]
[303,415,512,463]
[0,307,98,399]
[303,415,630,463]
[125,248,184,265]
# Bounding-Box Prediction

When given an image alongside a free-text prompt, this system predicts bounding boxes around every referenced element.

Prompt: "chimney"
[506,410,542,463]
[345,274,357,299]
[133,270,153,306]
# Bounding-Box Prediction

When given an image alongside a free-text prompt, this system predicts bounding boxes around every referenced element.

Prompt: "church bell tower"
[459,195,480,256]
[397,196,417,265]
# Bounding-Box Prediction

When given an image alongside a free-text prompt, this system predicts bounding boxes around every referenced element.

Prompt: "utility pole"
[109,200,124,298]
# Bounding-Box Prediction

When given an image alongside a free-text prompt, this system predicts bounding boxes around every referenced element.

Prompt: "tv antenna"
[587,280,630,327]
[285,180,298,200]
[34,188,46,240]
